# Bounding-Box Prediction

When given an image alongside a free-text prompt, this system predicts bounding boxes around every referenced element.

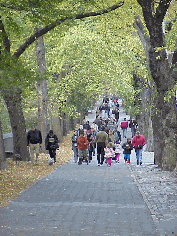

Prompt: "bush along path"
[0,131,73,208]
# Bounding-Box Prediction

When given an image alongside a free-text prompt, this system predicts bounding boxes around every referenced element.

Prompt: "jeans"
[136,148,143,165]
[73,146,78,162]
[124,153,130,163]
[122,128,127,138]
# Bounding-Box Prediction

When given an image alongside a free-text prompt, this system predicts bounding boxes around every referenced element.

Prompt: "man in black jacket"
[27,125,42,163]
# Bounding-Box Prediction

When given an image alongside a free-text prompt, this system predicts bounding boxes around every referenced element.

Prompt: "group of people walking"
[26,96,145,166]
[72,96,146,166]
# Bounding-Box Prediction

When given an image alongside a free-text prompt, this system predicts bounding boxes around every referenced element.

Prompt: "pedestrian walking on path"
[104,142,115,166]
[95,125,108,166]
[71,130,79,163]
[120,117,128,138]
[45,130,59,164]
[27,125,42,163]
[114,142,121,163]
[87,130,94,162]
[122,138,133,164]
[132,131,146,165]
[77,129,88,165]
[108,129,116,144]
[129,118,138,138]
[113,126,121,143]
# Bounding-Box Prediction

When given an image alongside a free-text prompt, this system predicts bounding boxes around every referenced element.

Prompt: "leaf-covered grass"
[0,132,73,208]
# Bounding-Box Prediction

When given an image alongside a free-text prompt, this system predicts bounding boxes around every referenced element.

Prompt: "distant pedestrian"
[113,127,121,143]
[87,130,94,162]
[104,142,115,167]
[122,138,133,164]
[83,120,91,130]
[91,122,98,132]
[108,129,116,144]
[94,115,102,130]
[113,107,119,123]
[77,124,83,136]
[115,142,121,163]
[129,118,138,138]
[27,125,42,163]
[77,130,88,165]
[120,118,128,138]
[71,130,79,163]
[95,125,108,166]
[132,131,146,166]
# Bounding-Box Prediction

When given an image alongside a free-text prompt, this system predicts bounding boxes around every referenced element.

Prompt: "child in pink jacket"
[104,142,115,167]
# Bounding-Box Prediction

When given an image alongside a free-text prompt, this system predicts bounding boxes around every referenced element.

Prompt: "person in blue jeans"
[122,138,133,164]
[120,118,128,138]
[132,131,146,165]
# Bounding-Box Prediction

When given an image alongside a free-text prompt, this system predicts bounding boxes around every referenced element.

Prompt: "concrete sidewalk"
[0,161,158,236]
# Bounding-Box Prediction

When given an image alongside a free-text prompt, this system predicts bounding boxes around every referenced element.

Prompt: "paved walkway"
[0,98,176,236]
[0,161,158,236]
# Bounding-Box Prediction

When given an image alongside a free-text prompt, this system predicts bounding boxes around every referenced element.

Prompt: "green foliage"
[0,0,176,122]
[0,97,11,133]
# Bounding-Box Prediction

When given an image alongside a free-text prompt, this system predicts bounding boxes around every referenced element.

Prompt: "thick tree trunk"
[2,89,30,161]
[35,29,48,152]
[162,97,177,170]
[0,119,7,170]
[135,8,177,170]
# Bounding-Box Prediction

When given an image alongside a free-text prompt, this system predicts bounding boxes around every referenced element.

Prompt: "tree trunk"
[2,88,30,161]
[134,9,177,170]
[0,119,7,170]
[35,28,48,152]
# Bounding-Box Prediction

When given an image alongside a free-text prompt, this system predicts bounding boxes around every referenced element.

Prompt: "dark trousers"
[88,150,92,161]
[49,149,56,162]
[97,142,105,164]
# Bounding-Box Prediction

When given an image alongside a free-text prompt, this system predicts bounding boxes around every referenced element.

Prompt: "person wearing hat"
[45,130,59,163]
[132,131,146,166]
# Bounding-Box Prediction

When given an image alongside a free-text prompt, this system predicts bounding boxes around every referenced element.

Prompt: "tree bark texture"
[35,29,48,153]
[2,89,30,161]
[136,0,177,170]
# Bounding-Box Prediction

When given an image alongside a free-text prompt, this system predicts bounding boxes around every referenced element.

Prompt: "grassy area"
[0,132,73,208]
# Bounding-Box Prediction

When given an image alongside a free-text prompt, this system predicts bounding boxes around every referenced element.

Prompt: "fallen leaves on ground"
[0,132,73,208]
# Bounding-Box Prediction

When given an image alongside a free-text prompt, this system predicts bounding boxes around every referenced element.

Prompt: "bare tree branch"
[14,1,124,58]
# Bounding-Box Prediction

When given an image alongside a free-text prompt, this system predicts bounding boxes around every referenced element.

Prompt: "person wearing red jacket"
[120,118,128,138]
[77,130,88,165]
[132,131,146,166]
